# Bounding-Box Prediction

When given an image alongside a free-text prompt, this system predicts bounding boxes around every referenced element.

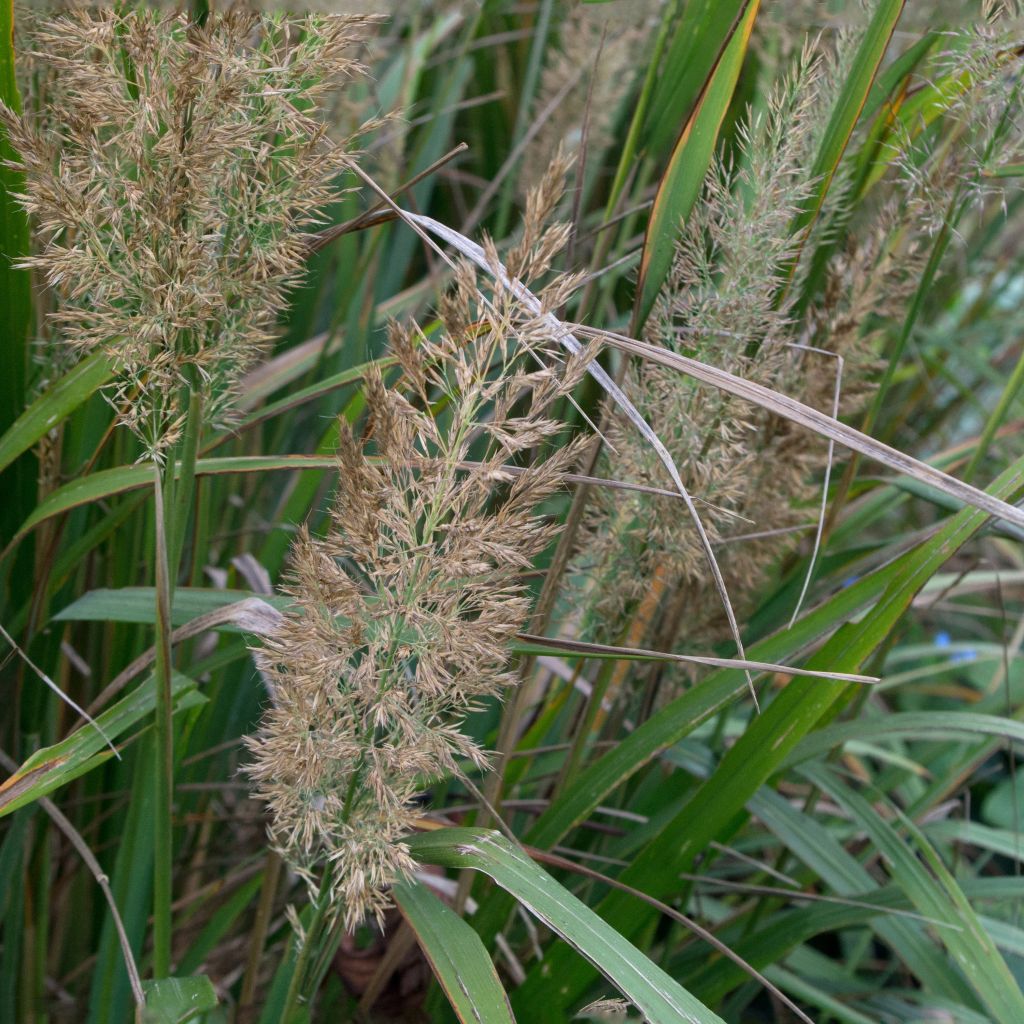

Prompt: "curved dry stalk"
[678,874,964,929]
[573,324,1024,532]
[785,342,844,628]
[516,633,877,684]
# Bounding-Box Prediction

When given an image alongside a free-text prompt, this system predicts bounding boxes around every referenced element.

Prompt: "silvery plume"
[245,198,590,929]
[0,8,379,456]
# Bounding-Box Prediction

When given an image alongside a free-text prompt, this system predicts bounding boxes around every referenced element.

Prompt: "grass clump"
[0,3,1023,1023]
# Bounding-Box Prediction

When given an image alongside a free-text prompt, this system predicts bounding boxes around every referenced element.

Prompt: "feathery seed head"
[246,193,588,929]
[0,8,378,456]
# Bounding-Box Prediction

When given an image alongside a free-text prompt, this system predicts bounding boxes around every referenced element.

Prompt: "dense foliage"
[1,2,1023,1022]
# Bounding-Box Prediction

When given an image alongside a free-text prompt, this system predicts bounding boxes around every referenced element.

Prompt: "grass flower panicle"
[0,8,379,455]
[245,222,589,928]
[569,50,827,647]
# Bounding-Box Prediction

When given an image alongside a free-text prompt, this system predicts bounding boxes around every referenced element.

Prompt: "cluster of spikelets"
[245,222,588,929]
[570,6,1023,678]
[0,8,379,456]
[892,2,1024,236]
[571,47,834,652]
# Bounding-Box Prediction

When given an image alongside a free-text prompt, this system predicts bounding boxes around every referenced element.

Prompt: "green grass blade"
[9,455,339,543]
[467,542,917,947]
[520,549,908,853]
[0,673,201,817]
[632,0,760,331]
[54,587,291,628]
[228,356,395,437]
[926,820,1024,864]
[765,967,878,1024]
[0,0,30,435]
[176,875,263,977]
[0,351,113,479]
[393,880,516,1024]
[406,827,726,1024]
[809,766,1024,1024]
[0,809,31,1021]
[642,0,752,157]
[861,31,938,124]
[987,162,1024,178]
[745,786,974,1003]
[790,0,905,240]
[690,894,959,1009]
[88,741,156,1024]
[141,975,218,1023]
[857,65,973,195]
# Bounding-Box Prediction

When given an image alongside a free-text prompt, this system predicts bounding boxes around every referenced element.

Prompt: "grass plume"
[245,233,588,929]
[0,7,378,455]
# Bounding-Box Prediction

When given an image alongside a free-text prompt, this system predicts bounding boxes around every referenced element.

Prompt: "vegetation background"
[1,1,1024,1022]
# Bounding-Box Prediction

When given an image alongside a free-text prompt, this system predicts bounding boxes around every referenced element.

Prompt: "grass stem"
[151,388,203,978]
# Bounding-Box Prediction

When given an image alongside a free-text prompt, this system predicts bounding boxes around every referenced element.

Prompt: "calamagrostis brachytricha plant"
[1,7,382,980]
[0,7,377,455]
[570,50,832,653]
[246,258,588,929]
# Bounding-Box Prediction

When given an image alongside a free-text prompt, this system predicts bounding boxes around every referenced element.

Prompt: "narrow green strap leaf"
[468,542,909,946]
[857,65,973,195]
[632,0,760,331]
[176,875,264,978]
[229,355,396,436]
[407,828,726,1024]
[8,456,338,543]
[0,352,113,478]
[0,673,201,818]
[696,789,973,1006]
[927,820,1024,864]
[641,0,751,157]
[516,452,1024,1014]
[10,446,728,546]
[860,31,938,125]
[53,586,291,628]
[393,880,516,1024]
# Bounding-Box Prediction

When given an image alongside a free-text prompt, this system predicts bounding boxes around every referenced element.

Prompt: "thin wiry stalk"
[151,465,174,977]
[280,863,336,1024]
[786,344,843,627]
[150,383,202,976]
